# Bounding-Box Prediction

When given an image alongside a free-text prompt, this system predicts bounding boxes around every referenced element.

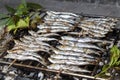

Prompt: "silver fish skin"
[4,53,40,62]
[56,45,100,55]
[29,30,60,38]
[88,31,105,38]
[48,58,94,65]
[14,39,51,47]
[44,17,76,24]
[20,38,34,43]
[28,31,39,37]
[39,33,60,37]
[47,12,77,19]
[37,25,73,30]
[7,50,44,61]
[79,23,111,32]
[44,21,74,27]
[7,49,24,53]
[83,18,117,22]
[4,53,47,66]
[61,36,104,43]
[59,40,102,50]
[37,28,70,33]
[50,54,96,62]
[23,36,35,41]
[35,37,57,41]
[20,38,51,48]
[47,11,79,17]
[19,52,43,60]
[47,64,91,73]
[12,45,50,53]
[80,25,108,35]
[15,41,41,48]
[24,47,50,53]
[53,49,94,58]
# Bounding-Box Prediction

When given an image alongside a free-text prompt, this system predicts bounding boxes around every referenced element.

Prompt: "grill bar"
[0,59,106,80]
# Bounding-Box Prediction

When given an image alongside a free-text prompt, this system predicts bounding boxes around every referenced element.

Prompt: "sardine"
[14,39,51,47]
[59,40,102,50]
[48,58,94,65]
[83,18,116,22]
[56,45,100,55]
[35,37,58,41]
[88,31,105,38]
[28,30,39,37]
[44,21,74,27]
[29,31,60,37]
[47,11,79,17]
[80,25,108,35]
[51,54,96,62]
[7,50,46,64]
[37,28,70,33]
[4,53,46,65]
[47,13,77,19]
[39,33,60,37]
[47,64,91,73]
[61,36,103,43]
[79,23,111,31]
[44,17,76,24]
[23,36,35,41]
[37,25,73,30]
[7,49,24,53]
[53,49,94,58]
[4,53,40,62]
[12,45,50,53]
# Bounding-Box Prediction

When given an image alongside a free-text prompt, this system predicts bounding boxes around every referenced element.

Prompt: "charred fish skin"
[47,64,91,73]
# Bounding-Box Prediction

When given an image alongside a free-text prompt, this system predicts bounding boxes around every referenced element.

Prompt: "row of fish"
[3,11,118,74]
[37,11,118,38]
[37,11,80,33]
[4,30,60,66]
[79,17,118,37]
[47,35,111,73]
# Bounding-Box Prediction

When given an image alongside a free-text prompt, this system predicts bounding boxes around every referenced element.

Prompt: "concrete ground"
[1,0,120,18]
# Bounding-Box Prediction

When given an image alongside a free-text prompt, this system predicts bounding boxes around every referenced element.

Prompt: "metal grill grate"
[0,58,106,80]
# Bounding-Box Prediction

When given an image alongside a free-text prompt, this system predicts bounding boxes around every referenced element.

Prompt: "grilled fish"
[61,36,104,43]
[47,11,79,17]
[59,40,102,50]
[48,58,95,65]
[56,45,100,55]
[47,64,91,73]
[53,49,94,58]
[51,54,96,62]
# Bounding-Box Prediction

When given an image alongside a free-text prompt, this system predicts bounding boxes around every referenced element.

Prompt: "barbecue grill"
[0,0,120,80]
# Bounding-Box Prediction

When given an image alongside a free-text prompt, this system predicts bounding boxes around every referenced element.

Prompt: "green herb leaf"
[27,2,42,10]
[17,17,29,28]
[97,45,120,77]
[5,5,15,14]
[7,24,16,31]
[15,0,28,16]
